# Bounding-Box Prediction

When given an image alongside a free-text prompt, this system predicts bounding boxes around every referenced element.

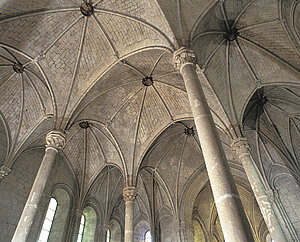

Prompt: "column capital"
[173,47,197,72]
[46,130,66,151]
[231,137,250,155]
[123,186,136,202]
[0,165,11,180]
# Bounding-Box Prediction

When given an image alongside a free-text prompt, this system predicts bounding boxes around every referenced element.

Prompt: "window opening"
[145,230,151,242]
[77,215,85,242]
[106,229,111,242]
[38,198,58,242]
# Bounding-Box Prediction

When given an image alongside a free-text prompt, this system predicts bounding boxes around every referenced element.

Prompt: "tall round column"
[11,131,66,242]
[123,186,136,242]
[173,47,253,242]
[231,137,287,242]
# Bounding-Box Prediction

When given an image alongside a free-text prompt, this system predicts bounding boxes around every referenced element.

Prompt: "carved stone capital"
[173,47,197,72]
[231,137,250,156]
[0,165,11,180]
[123,186,136,202]
[46,131,66,151]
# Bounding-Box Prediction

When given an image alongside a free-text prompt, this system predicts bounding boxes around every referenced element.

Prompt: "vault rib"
[192,134,202,153]
[110,175,123,216]
[226,41,238,123]
[291,0,300,41]
[262,106,297,170]
[288,118,298,164]
[175,135,188,216]
[290,118,300,170]
[93,0,103,7]
[219,0,230,30]
[0,54,15,64]
[93,14,119,58]
[278,0,300,58]
[103,125,127,176]
[176,0,183,41]
[238,36,300,73]
[239,20,280,32]
[155,134,185,169]
[0,111,11,161]
[255,113,270,189]
[265,100,286,115]
[154,71,178,79]
[106,168,110,216]
[68,80,141,129]
[89,126,107,163]
[0,72,16,90]
[152,85,173,121]
[11,116,54,167]
[232,0,256,28]
[132,87,147,176]
[153,170,176,214]
[60,16,88,130]
[94,8,174,49]
[23,71,46,114]
[8,74,25,162]
[149,52,166,77]
[80,128,88,204]
[263,86,282,97]
[146,130,185,157]
[234,39,259,83]
[121,60,146,77]
[22,65,56,126]
[209,108,228,134]
[43,16,83,55]
[108,86,144,126]
[2,47,19,63]
[0,8,80,24]
[192,31,225,43]
[203,39,226,68]
[283,87,300,101]
[154,80,186,92]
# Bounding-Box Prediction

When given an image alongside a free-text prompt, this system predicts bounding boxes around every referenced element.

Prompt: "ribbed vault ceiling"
[0,0,299,204]
[243,85,300,182]
[192,0,300,123]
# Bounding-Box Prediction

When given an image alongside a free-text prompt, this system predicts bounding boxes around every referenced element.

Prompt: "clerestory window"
[38,198,58,242]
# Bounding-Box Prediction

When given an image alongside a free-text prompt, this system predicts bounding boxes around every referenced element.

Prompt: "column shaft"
[123,186,136,242]
[173,48,253,242]
[232,138,287,242]
[11,131,65,242]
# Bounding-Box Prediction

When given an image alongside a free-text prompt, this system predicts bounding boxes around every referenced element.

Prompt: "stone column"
[173,47,253,242]
[123,186,136,242]
[11,131,66,242]
[231,137,287,242]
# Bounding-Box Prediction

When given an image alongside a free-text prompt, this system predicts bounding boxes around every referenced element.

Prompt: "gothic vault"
[0,0,299,242]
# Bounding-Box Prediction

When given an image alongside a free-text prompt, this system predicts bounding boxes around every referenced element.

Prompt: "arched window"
[77,206,97,242]
[144,230,151,242]
[77,215,85,242]
[109,219,122,242]
[38,198,58,242]
[106,229,111,242]
[48,188,72,241]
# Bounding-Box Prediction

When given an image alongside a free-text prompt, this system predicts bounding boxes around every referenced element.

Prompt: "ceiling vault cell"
[190,0,300,125]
